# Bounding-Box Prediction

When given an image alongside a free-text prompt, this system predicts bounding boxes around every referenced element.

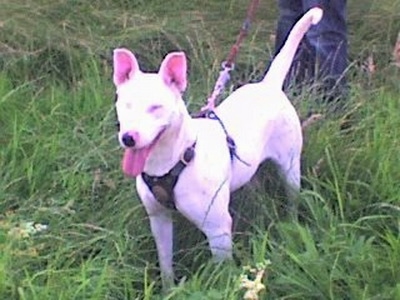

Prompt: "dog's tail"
[262,7,323,88]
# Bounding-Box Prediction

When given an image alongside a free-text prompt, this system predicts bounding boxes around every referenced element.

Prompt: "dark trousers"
[274,0,348,99]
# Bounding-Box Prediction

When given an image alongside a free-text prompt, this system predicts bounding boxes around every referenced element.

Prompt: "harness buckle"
[180,144,196,165]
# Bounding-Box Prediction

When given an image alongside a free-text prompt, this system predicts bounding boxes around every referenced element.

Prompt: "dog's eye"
[148,104,163,113]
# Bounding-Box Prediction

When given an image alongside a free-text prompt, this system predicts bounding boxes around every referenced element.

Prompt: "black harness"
[141,110,248,210]
[141,143,196,210]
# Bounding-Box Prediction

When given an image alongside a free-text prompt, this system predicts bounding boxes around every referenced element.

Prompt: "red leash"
[196,0,260,115]
[225,0,260,69]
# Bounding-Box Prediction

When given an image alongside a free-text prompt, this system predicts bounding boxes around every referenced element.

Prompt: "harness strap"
[141,143,196,210]
[204,111,251,166]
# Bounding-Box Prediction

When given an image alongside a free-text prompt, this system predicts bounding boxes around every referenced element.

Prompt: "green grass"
[1,0,400,299]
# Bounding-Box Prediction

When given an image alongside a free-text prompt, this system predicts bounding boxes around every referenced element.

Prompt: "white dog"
[112,7,323,289]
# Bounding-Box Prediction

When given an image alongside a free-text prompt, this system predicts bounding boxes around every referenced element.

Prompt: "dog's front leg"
[136,181,175,291]
[177,183,233,262]
[147,212,174,290]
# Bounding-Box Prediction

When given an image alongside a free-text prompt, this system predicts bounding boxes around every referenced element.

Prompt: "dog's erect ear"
[113,48,140,86]
[159,52,187,93]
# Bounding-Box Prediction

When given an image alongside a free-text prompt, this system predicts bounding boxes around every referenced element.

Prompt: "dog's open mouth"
[121,129,165,177]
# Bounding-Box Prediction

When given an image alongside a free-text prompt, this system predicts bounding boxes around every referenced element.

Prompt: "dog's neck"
[144,102,196,176]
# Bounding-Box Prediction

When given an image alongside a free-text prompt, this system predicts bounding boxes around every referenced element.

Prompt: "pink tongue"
[122,147,152,177]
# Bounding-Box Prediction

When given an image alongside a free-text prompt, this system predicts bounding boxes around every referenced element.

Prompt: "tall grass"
[1,0,400,299]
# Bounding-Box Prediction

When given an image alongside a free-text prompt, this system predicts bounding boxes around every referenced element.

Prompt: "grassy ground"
[1,0,400,299]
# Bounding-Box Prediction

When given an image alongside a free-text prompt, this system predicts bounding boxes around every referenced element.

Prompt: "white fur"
[113,7,323,290]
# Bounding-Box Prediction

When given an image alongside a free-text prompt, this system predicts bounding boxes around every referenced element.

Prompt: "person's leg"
[273,0,308,90]
[303,0,348,100]
[275,0,303,53]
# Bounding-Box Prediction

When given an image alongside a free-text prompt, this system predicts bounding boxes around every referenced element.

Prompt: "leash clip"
[201,65,233,112]
[242,18,251,32]
[221,61,235,71]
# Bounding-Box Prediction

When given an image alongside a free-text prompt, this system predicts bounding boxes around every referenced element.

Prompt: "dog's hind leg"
[276,150,301,218]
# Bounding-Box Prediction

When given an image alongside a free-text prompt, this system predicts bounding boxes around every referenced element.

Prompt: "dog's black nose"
[122,133,136,147]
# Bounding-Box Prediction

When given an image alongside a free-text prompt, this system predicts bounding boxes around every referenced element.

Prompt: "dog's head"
[113,48,188,177]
